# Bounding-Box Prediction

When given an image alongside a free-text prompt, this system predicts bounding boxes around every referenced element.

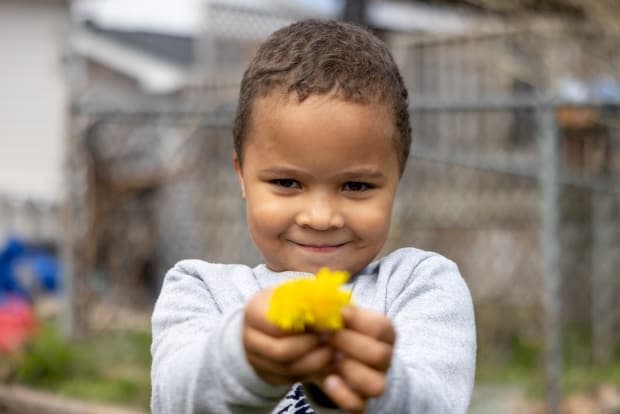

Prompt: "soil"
[0,385,146,414]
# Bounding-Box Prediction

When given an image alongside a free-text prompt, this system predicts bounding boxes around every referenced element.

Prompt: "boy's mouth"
[290,241,349,253]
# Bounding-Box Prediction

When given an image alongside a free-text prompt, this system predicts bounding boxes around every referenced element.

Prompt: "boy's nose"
[295,195,344,231]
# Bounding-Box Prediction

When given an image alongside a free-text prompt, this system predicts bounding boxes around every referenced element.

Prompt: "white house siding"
[0,0,69,203]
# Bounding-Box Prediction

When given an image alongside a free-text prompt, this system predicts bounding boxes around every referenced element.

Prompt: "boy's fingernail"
[324,375,339,391]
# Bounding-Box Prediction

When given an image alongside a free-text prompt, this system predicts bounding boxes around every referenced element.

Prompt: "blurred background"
[0,0,619,413]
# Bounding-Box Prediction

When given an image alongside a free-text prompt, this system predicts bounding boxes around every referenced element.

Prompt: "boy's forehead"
[248,93,394,134]
[243,92,400,166]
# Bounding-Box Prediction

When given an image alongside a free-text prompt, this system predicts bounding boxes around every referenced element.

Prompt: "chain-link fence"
[393,25,620,412]
[63,5,620,413]
[0,196,58,244]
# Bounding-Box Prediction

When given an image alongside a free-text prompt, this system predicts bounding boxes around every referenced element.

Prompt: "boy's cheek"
[246,205,290,254]
[248,202,287,229]
[351,205,393,237]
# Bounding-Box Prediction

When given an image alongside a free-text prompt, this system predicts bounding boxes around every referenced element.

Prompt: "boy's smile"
[234,94,401,275]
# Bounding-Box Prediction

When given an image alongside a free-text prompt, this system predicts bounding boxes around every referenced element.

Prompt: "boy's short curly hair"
[233,19,411,175]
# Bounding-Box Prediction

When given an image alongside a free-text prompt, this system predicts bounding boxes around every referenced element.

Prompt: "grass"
[9,322,151,410]
[475,307,620,400]
[562,332,620,394]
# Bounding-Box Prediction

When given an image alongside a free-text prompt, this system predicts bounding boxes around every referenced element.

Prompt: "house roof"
[71,22,195,94]
[83,21,195,67]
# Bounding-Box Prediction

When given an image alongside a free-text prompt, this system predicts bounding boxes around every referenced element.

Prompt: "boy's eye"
[342,181,372,192]
[271,179,301,189]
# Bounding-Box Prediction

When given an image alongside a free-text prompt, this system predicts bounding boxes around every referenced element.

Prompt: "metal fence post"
[537,103,562,414]
[59,200,75,339]
[60,116,80,340]
[591,189,616,364]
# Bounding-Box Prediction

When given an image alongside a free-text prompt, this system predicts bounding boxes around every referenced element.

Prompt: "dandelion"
[267,268,352,332]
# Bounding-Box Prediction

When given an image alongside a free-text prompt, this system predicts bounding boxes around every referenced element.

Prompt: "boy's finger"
[286,345,334,379]
[342,306,396,344]
[336,356,387,398]
[246,352,290,383]
[244,290,286,337]
[248,346,333,383]
[244,326,321,363]
[329,328,393,371]
[321,374,366,414]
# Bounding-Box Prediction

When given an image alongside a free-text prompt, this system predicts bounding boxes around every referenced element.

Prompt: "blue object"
[0,237,61,302]
[0,237,28,300]
[592,75,620,101]
[25,254,60,292]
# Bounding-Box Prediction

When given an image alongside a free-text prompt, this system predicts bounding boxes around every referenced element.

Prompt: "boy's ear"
[232,151,246,199]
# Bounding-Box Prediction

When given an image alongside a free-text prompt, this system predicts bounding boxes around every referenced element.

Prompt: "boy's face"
[234,94,401,276]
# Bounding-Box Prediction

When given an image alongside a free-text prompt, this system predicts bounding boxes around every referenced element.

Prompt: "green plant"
[13,322,151,409]
[15,323,96,387]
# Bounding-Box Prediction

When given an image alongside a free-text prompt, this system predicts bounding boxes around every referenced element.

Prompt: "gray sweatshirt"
[151,247,476,414]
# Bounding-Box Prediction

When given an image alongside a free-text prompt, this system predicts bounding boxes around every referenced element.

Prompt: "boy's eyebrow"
[260,166,386,180]
[334,168,386,180]
[259,167,306,177]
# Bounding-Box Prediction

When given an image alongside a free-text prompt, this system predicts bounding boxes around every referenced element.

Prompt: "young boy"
[151,19,476,414]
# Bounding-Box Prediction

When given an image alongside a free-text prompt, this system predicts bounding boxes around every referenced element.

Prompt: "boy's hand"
[243,289,333,385]
[321,306,396,413]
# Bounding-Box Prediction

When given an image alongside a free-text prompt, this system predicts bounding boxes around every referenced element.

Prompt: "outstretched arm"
[150,262,289,414]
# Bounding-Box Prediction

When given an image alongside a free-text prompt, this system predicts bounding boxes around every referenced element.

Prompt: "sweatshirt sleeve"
[368,252,477,414]
[150,261,290,414]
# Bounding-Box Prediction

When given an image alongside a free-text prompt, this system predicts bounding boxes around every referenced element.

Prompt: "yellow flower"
[267,268,352,332]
